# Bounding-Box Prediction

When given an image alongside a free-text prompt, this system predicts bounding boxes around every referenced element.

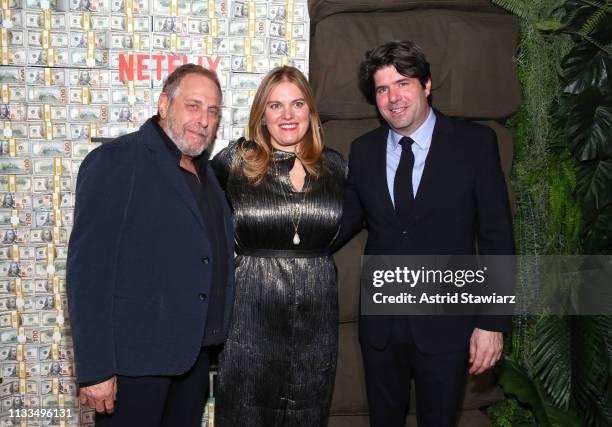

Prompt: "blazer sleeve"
[67,145,131,384]
[332,141,366,251]
[211,140,240,192]
[473,127,515,332]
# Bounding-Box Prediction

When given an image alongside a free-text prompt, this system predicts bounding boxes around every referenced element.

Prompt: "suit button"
[402,230,408,236]
[199,293,207,301]
[201,257,210,264]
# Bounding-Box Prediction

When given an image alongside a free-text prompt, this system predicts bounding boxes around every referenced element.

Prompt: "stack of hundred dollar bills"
[0,0,309,426]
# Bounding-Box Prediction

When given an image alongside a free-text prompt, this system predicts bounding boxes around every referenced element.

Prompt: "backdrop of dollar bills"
[0,0,309,425]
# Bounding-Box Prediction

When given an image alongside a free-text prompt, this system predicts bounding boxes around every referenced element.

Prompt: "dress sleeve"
[211,140,240,191]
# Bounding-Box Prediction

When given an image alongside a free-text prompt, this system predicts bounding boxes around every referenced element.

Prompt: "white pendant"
[293,232,301,245]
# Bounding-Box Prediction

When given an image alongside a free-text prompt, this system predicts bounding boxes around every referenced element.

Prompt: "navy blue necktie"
[394,137,415,215]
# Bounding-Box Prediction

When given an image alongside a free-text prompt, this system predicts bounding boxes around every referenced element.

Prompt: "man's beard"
[165,109,211,157]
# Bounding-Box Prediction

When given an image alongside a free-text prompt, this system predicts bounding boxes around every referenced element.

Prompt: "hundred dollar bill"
[30,228,69,244]
[28,31,69,48]
[228,37,265,55]
[42,394,78,408]
[110,15,150,32]
[31,159,72,176]
[190,0,227,17]
[69,49,110,67]
[0,159,31,175]
[27,86,67,104]
[273,39,306,58]
[35,261,67,277]
[229,19,266,37]
[111,87,151,104]
[0,245,36,260]
[230,91,255,108]
[3,29,24,46]
[106,123,138,138]
[220,107,230,123]
[111,33,151,50]
[153,16,188,33]
[230,73,262,90]
[68,13,110,30]
[25,0,59,8]
[31,193,63,209]
[0,261,35,277]
[68,105,108,122]
[69,0,110,13]
[39,344,73,360]
[72,141,100,158]
[0,176,32,192]
[1,122,28,139]
[270,56,306,73]
[31,141,71,158]
[39,309,69,327]
[36,245,69,260]
[0,104,26,121]
[25,11,67,30]
[1,363,40,379]
[152,0,190,15]
[69,69,110,88]
[110,0,149,13]
[269,21,306,39]
[69,87,110,104]
[0,228,29,244]
[0,311,18,327]
[269,2,306,21]
[17,311,40,327]
[2,10,24,29]
[231,108,250,126]
[3,48,27,66]
[40,379,77,395]
[231,0,267,18]
[110,70,150,87]
[187,18,211,35]
[0,86,27,102]
[0,67,25,84]
[0,380,39,397]
[27,105,67,121]
[230,55,269,73]
[25,68,66,86]
[32,176,72,193]
[29,123,67,139]
[0,193,31,209]
[191,36,228,54]
[27,49,70,66]
[109,105,149,123]
[0,211,32,227]
[69,31,109,49]
[152,33,191,51]
[1,343,40,360]
[34,210,73,227]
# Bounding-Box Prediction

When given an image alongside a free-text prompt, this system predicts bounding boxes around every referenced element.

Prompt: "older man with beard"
[67,64,235,427]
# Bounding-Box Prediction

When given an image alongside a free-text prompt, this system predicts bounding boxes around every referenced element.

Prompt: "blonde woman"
[212,66,344,426]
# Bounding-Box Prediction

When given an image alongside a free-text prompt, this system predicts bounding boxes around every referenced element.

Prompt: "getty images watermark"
[361,255,612,316]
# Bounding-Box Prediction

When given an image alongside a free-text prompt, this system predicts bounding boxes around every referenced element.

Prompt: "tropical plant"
[490,0,612,426]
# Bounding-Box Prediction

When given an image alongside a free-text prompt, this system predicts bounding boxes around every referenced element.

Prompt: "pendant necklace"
[275,155,309,246]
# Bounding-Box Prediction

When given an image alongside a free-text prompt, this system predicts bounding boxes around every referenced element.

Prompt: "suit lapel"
[140,120,207,232]
[372,126,397,219]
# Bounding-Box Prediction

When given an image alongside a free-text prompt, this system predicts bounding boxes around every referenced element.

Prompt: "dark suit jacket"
[338,110,514,353]
[67,118,235,384]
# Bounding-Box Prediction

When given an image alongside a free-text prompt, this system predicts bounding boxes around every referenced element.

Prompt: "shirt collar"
[389,108,436,150]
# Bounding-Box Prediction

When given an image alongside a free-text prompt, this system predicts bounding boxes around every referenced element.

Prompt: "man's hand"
[469,328,503,375]
[79,376,117,413]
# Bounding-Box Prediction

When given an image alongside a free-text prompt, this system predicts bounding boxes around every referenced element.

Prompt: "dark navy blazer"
[337,111,515,353]
[67,118,235,384]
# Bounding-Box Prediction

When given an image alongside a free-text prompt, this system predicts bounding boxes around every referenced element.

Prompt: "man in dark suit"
[67,64,235,427]
[338,41,514,426]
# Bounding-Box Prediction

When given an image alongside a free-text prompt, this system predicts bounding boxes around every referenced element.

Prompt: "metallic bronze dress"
[211,139,345,427]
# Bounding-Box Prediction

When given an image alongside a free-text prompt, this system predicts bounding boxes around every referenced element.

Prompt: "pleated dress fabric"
[211,139,345,427]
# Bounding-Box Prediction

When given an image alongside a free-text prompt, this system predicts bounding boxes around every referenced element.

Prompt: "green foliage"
[487,397,538,427]
[491,0,612,426]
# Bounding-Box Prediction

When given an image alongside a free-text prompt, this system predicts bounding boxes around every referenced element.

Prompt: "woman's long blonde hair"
[239,66,323,184]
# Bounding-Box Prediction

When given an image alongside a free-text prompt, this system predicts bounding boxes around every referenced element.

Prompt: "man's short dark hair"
[358,40,431,105]
[162,64,222,103]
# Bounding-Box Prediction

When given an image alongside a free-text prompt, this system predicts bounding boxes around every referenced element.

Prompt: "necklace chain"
[274,156,309,246]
